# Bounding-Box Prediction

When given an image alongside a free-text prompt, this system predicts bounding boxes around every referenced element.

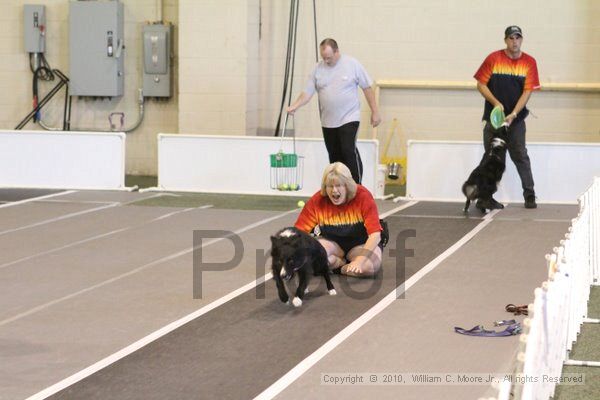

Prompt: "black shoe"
[379,219,389,248]
[525,195,537,209]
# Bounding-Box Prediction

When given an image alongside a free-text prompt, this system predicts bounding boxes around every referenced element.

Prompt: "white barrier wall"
[407,141,600,203]
[157,134,379,197]
[0,130,126,190]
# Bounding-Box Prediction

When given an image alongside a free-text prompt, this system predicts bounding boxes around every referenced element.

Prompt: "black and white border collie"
[270,227,336,307]
[462,136,507,213]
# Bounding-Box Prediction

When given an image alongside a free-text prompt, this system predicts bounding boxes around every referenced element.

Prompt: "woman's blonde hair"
[320,162,357,202]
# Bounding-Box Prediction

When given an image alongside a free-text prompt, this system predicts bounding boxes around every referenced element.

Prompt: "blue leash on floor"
[454,319,522,337]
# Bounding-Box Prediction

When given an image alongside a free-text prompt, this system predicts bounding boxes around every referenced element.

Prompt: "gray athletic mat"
[275,210,576,399]
[0,188,64,202]
[496,203,578,221]
[0,206,287,321]
[398,201,472,217]
[0,202,102,232]
[0,205,172,266]
[0,207,299,400]
[55,190,162,204]
[47,215,480,400]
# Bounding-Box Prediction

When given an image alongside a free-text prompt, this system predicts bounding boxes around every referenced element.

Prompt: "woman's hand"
[343,261,364,275]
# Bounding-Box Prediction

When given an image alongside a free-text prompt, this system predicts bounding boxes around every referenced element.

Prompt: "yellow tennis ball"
[297,200,305,208]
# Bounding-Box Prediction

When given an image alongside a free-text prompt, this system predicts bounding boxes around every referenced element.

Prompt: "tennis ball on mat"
[278,184,289,190]
[290,184,299,190]
[297,200,305,208]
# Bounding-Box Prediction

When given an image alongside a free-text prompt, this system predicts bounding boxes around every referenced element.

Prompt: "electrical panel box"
[143,23,173,98]
[69,0,124,97]
[24,5,46,53]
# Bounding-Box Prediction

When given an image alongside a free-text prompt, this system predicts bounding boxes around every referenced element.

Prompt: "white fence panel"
[407,141,600,203]
[157,134,379,197]
[0,130,126,190]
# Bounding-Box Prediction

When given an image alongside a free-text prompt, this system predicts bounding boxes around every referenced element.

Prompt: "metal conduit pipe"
[38,118,62,131]
[71,89,145,133]
[123,89,146,133]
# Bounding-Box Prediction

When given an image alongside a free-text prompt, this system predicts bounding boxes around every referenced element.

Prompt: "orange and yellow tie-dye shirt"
[474,50,540,122]
[295,185,381,246]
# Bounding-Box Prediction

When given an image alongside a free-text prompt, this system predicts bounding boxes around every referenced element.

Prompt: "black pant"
[482,120,535,198]
[321,121,362,184]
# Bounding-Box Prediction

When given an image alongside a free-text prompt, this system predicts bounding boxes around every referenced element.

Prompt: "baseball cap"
[505,25,523,38]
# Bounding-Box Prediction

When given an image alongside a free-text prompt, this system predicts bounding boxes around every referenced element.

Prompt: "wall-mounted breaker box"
[69,0,124,97]
[24,4,46,53]
[143,23,173,98]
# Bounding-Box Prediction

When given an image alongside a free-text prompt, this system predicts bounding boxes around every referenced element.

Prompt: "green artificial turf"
[554,286,600,400]
[129,192,309,211]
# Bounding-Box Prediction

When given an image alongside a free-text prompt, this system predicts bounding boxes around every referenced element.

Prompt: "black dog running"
[270,227,337,307]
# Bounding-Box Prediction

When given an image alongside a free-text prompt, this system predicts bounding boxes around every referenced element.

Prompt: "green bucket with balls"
[270,151,304,191]
[270,113,304,191]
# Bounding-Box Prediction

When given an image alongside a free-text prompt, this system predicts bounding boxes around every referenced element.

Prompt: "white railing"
[497,177,600,400]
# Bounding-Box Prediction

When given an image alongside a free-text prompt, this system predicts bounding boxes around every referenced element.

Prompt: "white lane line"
[23,210,300,400]
[379,200,418,218]
[37,199,118,205]
[0,208,197,271]
[119,192,172,206]
[254,207,495,400]
[0,190,76,209]
[0,228,129,271]
[0,192,176,237]
[495,217,572,223]
[152,207,199,221]
[389,213,484,220]
[0,203,119,237]
[1,208,299,328]
[23,203,416,399]
[483,208,502,220]
[24,273,274,400]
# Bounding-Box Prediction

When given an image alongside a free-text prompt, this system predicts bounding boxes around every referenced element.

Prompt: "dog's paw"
[292,297,303,307]
[328,289,337,296]
[304,288,310,294]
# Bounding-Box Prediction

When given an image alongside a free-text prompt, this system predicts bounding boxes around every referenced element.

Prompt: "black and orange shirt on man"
[295,185,382,252]
[474,49,540,123]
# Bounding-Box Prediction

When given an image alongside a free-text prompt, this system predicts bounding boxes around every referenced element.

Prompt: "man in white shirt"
[287,38,381,184]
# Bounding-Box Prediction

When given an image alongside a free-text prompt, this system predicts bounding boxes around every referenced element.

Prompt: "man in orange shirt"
[474,26,541,209]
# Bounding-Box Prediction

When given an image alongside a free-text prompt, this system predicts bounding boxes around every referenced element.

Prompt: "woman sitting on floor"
[295,162,384,277]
